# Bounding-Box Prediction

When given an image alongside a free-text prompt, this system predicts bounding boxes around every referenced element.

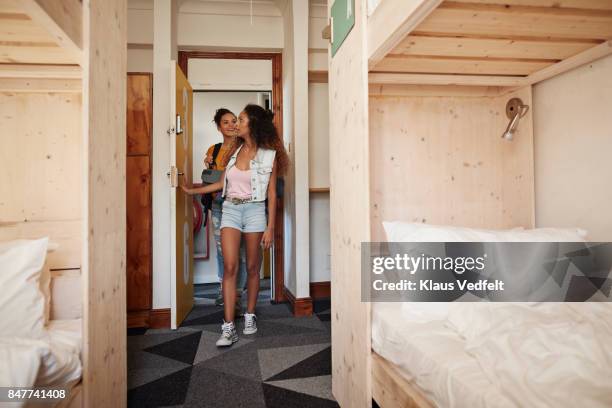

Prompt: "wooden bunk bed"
[0,1,126,406]
[328,0,612,407]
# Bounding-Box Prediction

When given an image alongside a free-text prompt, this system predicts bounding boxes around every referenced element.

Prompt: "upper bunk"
[0,0,82,90]
[367,0,612,87]
[0,0,84,268]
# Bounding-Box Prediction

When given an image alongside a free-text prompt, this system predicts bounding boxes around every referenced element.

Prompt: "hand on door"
[180,182,194,195]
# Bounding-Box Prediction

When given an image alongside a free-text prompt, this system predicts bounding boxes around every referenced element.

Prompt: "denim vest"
[222,145,276,202]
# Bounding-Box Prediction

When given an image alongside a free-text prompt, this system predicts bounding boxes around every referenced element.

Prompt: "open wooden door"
[169,62,194,329]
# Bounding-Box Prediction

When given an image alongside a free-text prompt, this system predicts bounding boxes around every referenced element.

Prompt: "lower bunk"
[370,223,612,408]
[372,299,612,408]
[0,238,83,407]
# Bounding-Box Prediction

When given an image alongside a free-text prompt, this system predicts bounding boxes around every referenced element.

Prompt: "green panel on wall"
[331,0,355,57]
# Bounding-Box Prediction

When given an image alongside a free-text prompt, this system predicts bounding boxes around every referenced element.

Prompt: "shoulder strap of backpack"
[211,143,223,169]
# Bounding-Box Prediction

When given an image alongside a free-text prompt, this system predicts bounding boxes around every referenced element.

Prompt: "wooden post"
[328,0,372,406]
[81,0,127,406]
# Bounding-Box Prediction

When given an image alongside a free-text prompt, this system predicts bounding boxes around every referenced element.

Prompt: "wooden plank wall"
[369,86,535,240]
[329,0,372,407]
[0,91,82,270]
[82,0,127,407]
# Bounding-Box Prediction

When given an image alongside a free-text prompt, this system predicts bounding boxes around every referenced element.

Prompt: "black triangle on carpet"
[265,346,331,382]
[128,366,193,407]
[262,383,339,408]
[144,331,202,365]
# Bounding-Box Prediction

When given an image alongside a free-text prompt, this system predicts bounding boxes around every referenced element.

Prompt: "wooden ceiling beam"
[524,39,612,85]
[369,72,526,87]
[20,0,83,65]
[368,0,443,70]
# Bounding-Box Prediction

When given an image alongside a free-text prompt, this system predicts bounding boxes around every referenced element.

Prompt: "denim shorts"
[220,200,267,233]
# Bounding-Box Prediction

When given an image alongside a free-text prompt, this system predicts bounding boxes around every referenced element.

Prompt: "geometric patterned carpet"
[127,280,338,407]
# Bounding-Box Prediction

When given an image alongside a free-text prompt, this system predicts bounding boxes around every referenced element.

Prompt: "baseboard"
[310,281,331,299]
[283,286,313,317]
[127,308,171,329]
[127,310,150,328]
[149,308,171,329]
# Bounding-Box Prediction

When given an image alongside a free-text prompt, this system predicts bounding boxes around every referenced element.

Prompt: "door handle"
[166,166,184,187]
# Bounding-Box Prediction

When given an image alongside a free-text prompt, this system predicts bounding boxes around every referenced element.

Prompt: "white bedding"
[0,319,82,407]
[373,303,515,408]
[372,303,612,408]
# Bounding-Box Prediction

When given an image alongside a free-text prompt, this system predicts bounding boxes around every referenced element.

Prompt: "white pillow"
[385,223,588,320]
[0,238,48,339]
[383,222,587,242]
[500,227,587,242]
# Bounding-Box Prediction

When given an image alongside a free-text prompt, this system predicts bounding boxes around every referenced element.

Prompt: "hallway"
[127,282,337,407]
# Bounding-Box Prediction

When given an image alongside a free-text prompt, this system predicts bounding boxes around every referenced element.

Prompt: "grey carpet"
[128,280,337,408]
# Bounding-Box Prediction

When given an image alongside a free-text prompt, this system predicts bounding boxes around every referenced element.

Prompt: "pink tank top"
[226,166,252,199]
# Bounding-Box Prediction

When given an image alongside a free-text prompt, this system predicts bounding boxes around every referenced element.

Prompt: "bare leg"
[243,232,264,314]
[221,227,242,323]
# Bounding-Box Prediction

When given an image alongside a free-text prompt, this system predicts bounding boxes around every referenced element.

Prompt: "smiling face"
[217,112,237,137]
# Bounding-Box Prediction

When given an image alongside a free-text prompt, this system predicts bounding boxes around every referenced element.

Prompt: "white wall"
[127,47,153,72]
[309,51,328,71]
[128,0,283,50]
[308,83,330,188]
[308,2,327,50]
[192,91,266,284]
[534,54,612,241]
[128,1,154,45]
[308,82,331,283]
[310,193,331,282]
[188,59,272,91]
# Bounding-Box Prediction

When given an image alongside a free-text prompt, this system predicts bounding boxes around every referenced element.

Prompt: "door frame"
[178,51,287,303]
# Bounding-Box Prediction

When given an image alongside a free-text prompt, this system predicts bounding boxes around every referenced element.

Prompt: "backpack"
[200,143,223,226]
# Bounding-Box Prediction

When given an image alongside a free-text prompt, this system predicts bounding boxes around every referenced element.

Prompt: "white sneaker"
[216,321,238,347]
[243,312,257,335]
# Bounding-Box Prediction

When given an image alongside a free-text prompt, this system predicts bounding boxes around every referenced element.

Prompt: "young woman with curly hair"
[182,104,289,347]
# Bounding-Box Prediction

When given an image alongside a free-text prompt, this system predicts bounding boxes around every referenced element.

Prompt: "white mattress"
[372,303,515,408]
[372,303,612,408]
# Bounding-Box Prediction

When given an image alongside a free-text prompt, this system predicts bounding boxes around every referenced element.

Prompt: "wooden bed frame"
[0,1,127,406]
[328,1,612,407]
[372,353,435,408]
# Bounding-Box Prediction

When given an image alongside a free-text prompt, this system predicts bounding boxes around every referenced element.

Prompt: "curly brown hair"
[222,104,289,175]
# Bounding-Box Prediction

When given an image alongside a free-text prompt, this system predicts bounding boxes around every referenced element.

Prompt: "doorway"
[179,51,286,306]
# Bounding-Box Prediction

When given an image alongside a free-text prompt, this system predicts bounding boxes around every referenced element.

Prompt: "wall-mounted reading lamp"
[502,98,530,141]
